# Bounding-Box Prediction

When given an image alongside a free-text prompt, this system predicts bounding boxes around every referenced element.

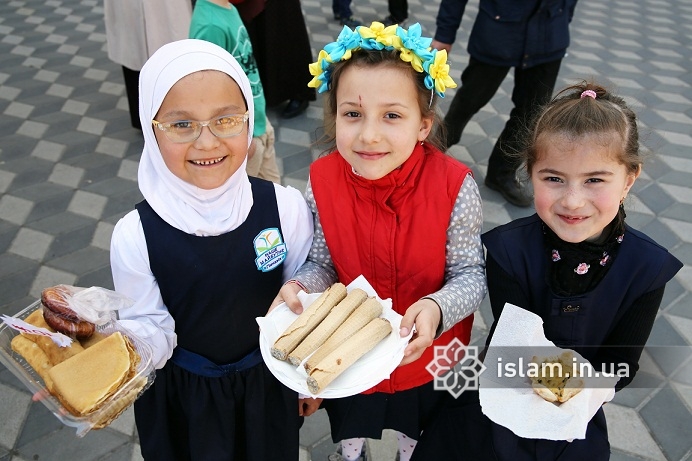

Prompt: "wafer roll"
[288,288,369,366]
[307,317,392,395]
[304,297,383,373]
[271,283,348,360]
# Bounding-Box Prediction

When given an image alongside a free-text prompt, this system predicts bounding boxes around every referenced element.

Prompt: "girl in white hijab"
[110,39,312,460]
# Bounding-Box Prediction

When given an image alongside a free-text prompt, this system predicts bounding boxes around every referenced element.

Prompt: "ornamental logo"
[425,338,486,398]
[253,228,287,272]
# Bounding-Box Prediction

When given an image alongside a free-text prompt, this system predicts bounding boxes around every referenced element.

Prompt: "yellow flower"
[307,75,321,89]
[398,48,425,73]
[428,50,457,94]
[308,50,333,91]
[308,50,330,77]
[359,22,400,48]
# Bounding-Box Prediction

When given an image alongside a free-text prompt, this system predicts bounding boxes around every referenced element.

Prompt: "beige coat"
[104,0,192,71]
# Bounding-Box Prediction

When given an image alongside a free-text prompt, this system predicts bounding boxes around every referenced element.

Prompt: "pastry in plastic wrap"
[41,285,95,339]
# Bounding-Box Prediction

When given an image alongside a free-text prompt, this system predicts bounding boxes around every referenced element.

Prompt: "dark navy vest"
[136,177,284,365]
[482,214,682,361]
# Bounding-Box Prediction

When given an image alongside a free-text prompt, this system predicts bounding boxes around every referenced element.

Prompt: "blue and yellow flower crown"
[308,22,457,98]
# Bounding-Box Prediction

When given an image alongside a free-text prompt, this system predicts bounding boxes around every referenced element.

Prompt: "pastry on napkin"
[479,303,619,441]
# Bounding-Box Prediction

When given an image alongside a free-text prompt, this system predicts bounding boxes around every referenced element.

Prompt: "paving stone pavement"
[0,0,691,460]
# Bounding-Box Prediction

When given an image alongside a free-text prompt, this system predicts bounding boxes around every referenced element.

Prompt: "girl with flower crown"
[271,22,487,461]
[411,83,682,460]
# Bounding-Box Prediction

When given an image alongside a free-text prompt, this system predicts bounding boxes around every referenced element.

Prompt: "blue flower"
[397,23,432,57]
[323,26,362,62]
[396,23,433,73]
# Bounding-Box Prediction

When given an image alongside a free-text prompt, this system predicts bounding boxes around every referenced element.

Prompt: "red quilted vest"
[310,142,474,393]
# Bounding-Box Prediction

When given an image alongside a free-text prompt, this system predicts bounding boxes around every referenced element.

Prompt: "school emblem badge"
[254,228,287,272]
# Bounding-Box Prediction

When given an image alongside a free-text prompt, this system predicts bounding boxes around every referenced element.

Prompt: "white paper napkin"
[479,303,619,441]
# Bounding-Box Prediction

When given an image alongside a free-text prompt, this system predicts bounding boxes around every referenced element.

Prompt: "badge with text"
[254,228,287,272]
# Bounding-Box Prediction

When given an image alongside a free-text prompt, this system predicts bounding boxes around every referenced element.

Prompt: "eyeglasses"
[152,112,249,143]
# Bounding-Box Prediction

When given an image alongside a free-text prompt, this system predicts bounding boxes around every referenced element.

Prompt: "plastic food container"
[0,301,155,437]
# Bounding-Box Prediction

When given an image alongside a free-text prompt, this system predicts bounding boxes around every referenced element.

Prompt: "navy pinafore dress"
[133,178,300,461]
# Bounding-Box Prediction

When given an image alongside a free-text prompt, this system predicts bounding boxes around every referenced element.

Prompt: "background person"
[432,0,579,207]
[381,0,408,27]
[333,0,362,27]
[237,0,317,119]
[103,0,192,130]
[190,0,282,183]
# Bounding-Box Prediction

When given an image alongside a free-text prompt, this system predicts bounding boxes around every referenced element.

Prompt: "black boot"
[485,112,533,207]
[281,99,309,119]
[485,171,533,207]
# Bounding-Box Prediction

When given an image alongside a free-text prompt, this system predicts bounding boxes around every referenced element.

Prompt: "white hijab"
[138,39,255,236]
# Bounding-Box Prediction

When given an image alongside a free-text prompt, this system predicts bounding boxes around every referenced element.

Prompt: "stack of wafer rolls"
[303,297,383,373]
[271,282,393,395]
[287,288,369,366]
[271,283,348,361]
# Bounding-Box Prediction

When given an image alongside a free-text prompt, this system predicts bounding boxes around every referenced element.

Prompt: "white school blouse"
[110,184,313,369]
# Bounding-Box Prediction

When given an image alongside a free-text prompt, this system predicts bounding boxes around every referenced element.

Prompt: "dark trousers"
[332,0,352,18]
[388,0,408,20]
[444,57,561,178]
[121,66,141,129]
[244,0,316,104]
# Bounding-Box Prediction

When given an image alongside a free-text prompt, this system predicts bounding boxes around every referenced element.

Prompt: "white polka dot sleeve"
[425,173,487,336]
[290,178,338,293]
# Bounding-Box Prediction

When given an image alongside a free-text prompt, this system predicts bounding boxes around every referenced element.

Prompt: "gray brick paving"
[0,0,691,459]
